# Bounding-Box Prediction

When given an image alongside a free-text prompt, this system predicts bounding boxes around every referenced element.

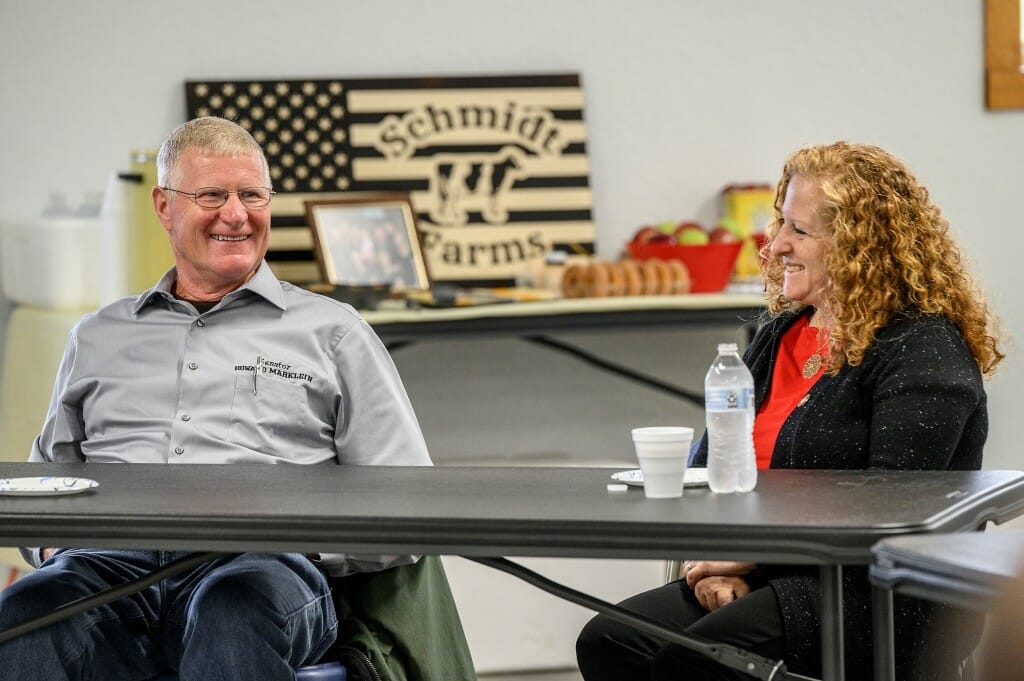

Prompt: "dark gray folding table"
[870,529,1024,680]
[3,463,1024,681]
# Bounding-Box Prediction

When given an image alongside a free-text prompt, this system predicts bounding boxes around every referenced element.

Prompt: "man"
[0,117,432,680]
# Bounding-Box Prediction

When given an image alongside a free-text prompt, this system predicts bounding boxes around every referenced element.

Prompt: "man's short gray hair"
[156,116,270,187]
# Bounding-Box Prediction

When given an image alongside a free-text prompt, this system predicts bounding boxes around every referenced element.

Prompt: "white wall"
[2,0,1023,671]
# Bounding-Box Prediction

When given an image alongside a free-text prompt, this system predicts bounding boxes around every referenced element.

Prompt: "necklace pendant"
[802,353,823,379]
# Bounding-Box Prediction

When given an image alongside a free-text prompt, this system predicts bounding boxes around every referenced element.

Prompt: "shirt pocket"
[228,373,308,453]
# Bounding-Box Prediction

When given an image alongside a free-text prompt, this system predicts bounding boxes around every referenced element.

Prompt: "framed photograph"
[305,194,431,293]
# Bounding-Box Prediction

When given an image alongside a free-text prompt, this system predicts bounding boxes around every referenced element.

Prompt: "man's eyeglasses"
[161,186,275,209]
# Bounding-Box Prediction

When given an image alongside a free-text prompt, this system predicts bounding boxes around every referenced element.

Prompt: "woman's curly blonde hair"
[761,141,1003,377]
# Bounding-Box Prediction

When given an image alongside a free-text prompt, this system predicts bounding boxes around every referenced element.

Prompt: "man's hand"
[41,548,55,562]
[692,575,751,611]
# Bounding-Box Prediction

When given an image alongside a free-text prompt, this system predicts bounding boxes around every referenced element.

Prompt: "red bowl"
[627,241,743,293]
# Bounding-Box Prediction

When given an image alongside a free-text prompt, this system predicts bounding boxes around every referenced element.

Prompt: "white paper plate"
[0,476,99,496]
[611,468,709,488]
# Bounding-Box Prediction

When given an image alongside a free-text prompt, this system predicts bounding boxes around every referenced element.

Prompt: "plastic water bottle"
[704,343,757,493]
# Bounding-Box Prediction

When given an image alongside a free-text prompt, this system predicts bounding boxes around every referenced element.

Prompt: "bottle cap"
[717,343,738,353]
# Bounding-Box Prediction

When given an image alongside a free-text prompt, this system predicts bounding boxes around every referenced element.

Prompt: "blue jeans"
[0,550,338,681]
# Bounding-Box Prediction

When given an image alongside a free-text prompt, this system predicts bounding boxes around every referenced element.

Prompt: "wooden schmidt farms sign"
[186,73,595,285]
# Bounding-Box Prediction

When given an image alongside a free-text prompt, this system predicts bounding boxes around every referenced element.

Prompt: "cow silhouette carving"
[429,147,526,227]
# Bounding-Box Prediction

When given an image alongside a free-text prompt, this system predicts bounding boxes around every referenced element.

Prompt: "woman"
[576,141,1004,680]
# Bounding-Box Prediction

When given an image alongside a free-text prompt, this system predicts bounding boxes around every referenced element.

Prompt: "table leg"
[871,584,896,681]
[820,564,845,681]
[523,335,706,407]
[473,556,816,680]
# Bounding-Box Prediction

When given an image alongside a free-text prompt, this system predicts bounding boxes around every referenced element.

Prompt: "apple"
[708,224,739,243]
[656,220,678,235]
[673,222,710,245]
[631,225,671,245]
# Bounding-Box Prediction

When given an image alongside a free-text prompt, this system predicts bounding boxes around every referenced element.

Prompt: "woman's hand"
[682,560,756,589]
[680,561,756,611]
[693,575,751,611]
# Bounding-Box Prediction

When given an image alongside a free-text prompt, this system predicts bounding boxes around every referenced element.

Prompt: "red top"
[753,316,828,468]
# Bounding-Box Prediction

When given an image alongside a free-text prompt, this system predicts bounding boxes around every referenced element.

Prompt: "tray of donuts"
[560,259,690,298]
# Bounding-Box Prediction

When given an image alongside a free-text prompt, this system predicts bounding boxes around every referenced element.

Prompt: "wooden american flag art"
[186,73,595,286]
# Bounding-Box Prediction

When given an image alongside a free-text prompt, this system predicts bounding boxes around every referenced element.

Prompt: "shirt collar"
[131,260,286,315]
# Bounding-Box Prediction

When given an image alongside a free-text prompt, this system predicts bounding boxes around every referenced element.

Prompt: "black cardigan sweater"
[692,309,987,678]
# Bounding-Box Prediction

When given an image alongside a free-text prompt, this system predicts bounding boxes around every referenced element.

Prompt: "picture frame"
[305,193,431,293]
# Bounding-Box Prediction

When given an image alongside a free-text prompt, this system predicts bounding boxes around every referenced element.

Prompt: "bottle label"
[705,387,754,411]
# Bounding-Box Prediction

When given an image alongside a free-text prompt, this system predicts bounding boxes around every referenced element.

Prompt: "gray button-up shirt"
[26,262,431,574]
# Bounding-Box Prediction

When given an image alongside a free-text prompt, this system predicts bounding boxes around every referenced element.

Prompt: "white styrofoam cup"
[630,426,694,499]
